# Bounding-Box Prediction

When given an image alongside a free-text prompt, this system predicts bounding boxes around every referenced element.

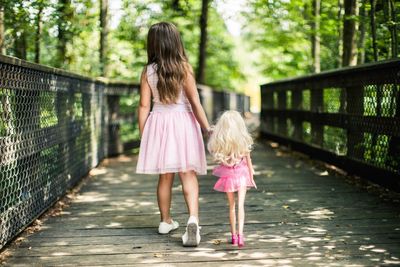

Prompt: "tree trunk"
[370,0,378,61]
[14,30,27,60]
[311,0,321,73]
[0,5,4,54]
[12,2,27,60]
[196,0,209,84]
[100,0,108,77]
[56,0,73,68]
[35,4,43,63]
[172,0,181,11]
[337,0,343,67]
[357,0,367,64]
[342,0,358,66]
[389,0,398,58]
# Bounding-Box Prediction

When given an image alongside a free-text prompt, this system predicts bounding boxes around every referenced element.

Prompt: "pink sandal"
[231,234,238,245]
[237,234,244,248]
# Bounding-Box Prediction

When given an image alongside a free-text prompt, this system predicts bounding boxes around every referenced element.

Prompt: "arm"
[138,68,152,138]
[245,153,256,186]
[183,65,211,133]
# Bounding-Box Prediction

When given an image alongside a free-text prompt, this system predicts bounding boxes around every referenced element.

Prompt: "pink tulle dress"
[136,64,207,175]
[213,158,257,192]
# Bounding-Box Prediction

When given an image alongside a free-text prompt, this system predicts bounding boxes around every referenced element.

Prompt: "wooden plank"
[29,221,400,239]
[5,245,400,266]
[10,236,400,258]
[17,230,400,248]
[2,142,400,267]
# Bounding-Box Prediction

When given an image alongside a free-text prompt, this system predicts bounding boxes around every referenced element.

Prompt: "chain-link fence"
[260,59,400,191]
[0,55,139,249]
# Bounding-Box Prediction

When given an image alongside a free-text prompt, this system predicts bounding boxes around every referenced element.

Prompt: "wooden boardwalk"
[2,142,400,266]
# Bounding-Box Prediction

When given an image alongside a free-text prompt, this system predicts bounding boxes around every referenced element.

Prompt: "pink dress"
[213,158,257,192]
[136,64,207,175]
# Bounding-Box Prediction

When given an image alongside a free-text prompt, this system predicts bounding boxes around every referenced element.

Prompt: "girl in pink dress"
[136,22,211,247]
[207,110,256,247]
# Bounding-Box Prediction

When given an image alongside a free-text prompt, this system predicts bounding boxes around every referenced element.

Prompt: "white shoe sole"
[158,228,177,234]
[182,223,200,247]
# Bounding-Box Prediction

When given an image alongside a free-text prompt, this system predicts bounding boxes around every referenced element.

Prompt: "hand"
[205,125,214,138]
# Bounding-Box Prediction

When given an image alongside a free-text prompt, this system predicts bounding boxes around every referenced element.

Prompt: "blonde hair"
[207,110,253,165]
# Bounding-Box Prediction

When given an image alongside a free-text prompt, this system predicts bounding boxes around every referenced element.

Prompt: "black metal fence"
[0,55,250,249]
[197,84,250,122]
[0,55,139,249]
[260,59,400,191]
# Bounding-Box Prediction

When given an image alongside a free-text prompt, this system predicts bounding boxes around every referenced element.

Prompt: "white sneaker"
[182,216,201,247]
[158,219,179,234]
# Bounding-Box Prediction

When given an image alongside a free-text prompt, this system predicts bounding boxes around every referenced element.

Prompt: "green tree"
[197,0,209,83]
[243,0,312,79]
[0,2,4,54]
[32,0,49,63]
[342,0,358,66]
[100,0,109,76]
[55,0,74,68]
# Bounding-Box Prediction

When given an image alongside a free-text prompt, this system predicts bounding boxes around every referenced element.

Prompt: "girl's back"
[146,63,190,106]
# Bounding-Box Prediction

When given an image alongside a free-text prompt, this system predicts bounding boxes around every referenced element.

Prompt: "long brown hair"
[147,22,189,104]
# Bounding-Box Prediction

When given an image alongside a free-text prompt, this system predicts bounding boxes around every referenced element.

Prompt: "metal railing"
[0,55,249,249]
[0,55,139,249]
[197,84,250,122]
[260,59,400,191]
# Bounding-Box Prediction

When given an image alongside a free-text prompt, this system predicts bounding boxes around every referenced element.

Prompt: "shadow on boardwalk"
[2,141,400,266]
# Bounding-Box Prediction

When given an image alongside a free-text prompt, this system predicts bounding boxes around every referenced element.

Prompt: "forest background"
[0,0,398,112]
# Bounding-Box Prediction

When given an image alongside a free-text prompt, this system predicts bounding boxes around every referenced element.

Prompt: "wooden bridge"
[2,140,400,266]
[1,56,400,266]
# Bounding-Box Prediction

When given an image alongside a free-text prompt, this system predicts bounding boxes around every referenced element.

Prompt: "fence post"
[107,94,122,156]
[292,89,303,140]
[82,85,95,168]
[244,95,250,113]
[98,83,108,158]
[260,87,274,133]
[236,94,243,113]
[197,85,213,121]
[223,92,230,111]
[311,88,323,147]
[211,91,220,121]
[55,78,69,190]
[387,88,400,171]
[346,86,364,158]
[277,90,287,136]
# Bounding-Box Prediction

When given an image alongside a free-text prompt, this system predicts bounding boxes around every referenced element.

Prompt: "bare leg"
[178,171,199,220]
[157,173,175,223]
[226,192,236,235]
[237,187,247,235]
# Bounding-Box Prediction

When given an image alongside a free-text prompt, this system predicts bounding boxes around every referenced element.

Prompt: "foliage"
[243,0,399,80]
[242,0,312,80]
[1,0,243,91]
[2,0,397,88]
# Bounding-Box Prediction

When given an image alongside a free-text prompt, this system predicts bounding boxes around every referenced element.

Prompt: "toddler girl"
[207,110,256,247]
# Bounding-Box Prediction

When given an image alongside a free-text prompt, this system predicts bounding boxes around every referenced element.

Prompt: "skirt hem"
[136,167,206,175]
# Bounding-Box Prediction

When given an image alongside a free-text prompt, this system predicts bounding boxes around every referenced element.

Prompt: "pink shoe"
[237,234,244,248]
[231,234,238,245]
